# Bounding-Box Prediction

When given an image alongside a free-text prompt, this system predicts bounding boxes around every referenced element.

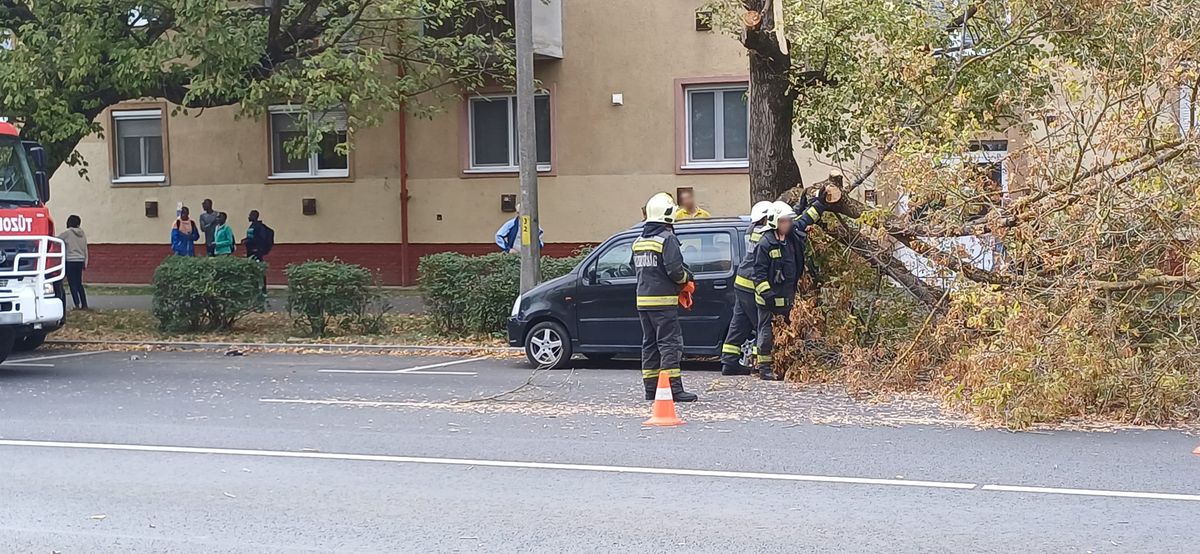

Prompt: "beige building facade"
[49,1,841,285]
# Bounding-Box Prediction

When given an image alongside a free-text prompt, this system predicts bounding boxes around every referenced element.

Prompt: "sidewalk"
[83,294,427,314]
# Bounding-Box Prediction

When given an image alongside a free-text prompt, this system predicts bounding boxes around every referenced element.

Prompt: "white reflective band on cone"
[655,386,673,401]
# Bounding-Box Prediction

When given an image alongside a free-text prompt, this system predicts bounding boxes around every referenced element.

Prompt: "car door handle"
[713,280,729,290]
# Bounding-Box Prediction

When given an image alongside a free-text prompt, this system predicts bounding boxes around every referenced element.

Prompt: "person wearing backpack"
[244,209,275,262]
[170,206,201,256]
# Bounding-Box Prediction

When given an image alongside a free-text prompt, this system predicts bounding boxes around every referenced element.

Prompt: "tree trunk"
[743,1,802,203]
[741,1,944,309]
[748,52,802,202]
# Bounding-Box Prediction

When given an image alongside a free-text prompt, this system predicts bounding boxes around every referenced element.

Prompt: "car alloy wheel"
[529,327,564,366]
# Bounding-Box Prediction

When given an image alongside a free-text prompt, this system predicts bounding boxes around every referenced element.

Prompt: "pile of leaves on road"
[774,235,1200,430]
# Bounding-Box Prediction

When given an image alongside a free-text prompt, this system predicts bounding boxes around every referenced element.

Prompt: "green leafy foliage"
[709,0,1200,427]
[420,251,586,335]
[151,256,266,332]
[285,260,388,337]
[0,0,515,172]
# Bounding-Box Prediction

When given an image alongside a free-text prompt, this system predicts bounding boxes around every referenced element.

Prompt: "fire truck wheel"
[0,329,14,364]
[13,332,46,352]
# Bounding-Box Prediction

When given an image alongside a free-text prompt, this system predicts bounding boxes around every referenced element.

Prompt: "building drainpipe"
[399,108,412,286]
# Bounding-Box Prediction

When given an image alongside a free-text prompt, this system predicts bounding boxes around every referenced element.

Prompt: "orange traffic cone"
[643,370,684,427]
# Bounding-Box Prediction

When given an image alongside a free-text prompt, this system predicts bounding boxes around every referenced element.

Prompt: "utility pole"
[515,0,541,294]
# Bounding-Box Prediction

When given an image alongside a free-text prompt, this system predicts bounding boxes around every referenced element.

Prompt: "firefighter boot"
[759,365,778,381]
[669,377,699,402]
[721,363,752,376]
[644,377,657,401]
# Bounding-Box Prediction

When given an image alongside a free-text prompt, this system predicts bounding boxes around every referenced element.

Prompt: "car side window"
[678,231,734,276]
[588,238,635,283]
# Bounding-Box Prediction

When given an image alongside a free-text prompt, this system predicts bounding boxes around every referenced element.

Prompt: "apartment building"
[51,1,845,285]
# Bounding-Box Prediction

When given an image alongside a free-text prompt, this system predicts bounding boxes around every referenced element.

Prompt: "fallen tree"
[714,0,1200,426]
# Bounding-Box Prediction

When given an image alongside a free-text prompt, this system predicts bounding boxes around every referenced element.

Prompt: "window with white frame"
[684,84,748,168]
[468,93,551,172]
[269,106,349,178]
[112,109,166,183]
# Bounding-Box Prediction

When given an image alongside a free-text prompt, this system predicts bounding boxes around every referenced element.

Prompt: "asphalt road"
[1,350,1198,553]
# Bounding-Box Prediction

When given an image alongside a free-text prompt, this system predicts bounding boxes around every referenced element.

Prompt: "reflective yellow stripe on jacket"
[636,295,679,308]
[632,238,663,253]
[734,275,756,291]
[755,281,771,294]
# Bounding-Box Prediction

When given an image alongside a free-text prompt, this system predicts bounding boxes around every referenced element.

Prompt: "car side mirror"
[34,171,50,203]
[23,141,47,171]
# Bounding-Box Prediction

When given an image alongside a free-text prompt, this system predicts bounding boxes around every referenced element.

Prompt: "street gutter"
[46,339,520,354]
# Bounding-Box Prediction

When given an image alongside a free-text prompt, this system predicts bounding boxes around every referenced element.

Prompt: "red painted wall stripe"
[83,243,592,286]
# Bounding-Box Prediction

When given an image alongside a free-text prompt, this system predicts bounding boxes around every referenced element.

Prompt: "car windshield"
[0,137,39,206]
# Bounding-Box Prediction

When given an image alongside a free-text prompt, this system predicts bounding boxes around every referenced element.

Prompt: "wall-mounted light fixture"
[501,194,517,213]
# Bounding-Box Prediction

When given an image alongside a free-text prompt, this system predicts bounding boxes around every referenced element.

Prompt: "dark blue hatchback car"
[508,217,752,368]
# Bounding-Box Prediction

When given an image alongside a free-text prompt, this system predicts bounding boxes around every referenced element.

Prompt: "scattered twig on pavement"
[457,360,558,404]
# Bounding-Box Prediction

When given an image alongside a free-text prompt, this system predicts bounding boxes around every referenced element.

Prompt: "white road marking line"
[318,357,486,375]
[260,398,437,408]
[0,438,976,491]
[401,371,478,376]
[0,362,54,367]
[8,350,108,363]
[394,357,486,373]
[3,438,1198,502]
[981,484,1200,502]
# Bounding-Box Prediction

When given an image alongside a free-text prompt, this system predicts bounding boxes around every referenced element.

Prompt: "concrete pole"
[515,0,541,294]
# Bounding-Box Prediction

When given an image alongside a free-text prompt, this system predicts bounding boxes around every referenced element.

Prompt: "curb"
[46,339,520,354]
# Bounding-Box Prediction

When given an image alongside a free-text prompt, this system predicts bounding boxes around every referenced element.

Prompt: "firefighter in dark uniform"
[719,201,775,375]
[633,192,698,402]
[753,187,840,380]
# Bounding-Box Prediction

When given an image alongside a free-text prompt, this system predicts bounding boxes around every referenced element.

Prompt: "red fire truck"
[0,121,64,362]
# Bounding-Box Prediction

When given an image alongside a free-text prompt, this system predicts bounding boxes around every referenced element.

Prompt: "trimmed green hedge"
[420,251,587,335]
[152,256,266,332]
[285,260,387,337]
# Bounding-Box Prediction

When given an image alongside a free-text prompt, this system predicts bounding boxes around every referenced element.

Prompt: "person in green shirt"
[213,212,236,256]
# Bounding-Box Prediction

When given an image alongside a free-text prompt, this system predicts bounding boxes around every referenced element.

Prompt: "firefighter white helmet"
[644,192,678,224]
[750,201,773,223]
[772,201,797,220]
[766,201,796,229]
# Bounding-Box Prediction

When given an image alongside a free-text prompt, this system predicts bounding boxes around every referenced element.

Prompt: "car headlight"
[43,283,56,297]
[511,295,523,317]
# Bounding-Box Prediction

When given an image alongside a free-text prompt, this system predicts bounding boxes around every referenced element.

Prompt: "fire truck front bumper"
[0,286,64,329]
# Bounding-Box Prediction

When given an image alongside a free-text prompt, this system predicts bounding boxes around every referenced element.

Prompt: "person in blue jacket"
[171,206,200,256]
[494,205,544,253]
